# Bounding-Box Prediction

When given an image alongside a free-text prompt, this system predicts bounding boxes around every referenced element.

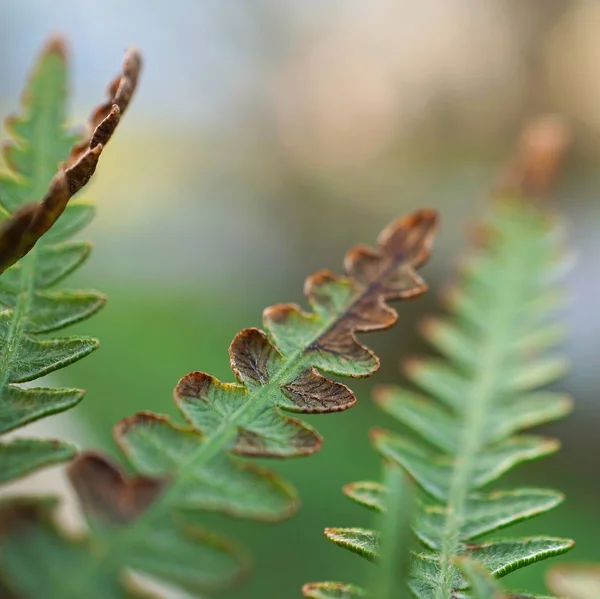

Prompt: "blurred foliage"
[0,3,596,596]
[56,275,595,598]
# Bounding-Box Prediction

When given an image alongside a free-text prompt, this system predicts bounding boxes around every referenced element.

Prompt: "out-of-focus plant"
[0,36,585,599]
[304,117,576,599]
[0,41,440,596]
[0,206,439,597]
[0,38,140,486]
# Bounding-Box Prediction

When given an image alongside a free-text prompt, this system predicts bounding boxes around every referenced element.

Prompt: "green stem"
[370,463,414,599]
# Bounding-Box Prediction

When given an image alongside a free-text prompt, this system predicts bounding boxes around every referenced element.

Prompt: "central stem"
[435,228,523,599]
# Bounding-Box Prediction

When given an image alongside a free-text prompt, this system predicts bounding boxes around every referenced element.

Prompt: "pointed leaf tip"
[303,582,366,599]
[264,209,439,381]
[374,208,439,270]
[0,43,142,273]
[42,36,69,60]
[324,527,379,562]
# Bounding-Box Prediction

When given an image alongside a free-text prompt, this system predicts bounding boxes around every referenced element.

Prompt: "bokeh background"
[1,1,599,597]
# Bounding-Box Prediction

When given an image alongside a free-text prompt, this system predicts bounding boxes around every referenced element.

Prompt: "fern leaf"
[373,198,574,598]
[306,188,574,597]
[303,582,367,599]
[0,211,438,597]
[0,39,140,484]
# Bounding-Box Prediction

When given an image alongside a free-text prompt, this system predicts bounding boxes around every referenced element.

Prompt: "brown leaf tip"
[419,316,442,338]
[114,410,172,438]
[230,327,281,386]
[303,269,341,298]
[501,113,572,199]
[402,356,426,377]
[90,105,121,150]
[175,371,218,399]
[41,35,69,61]
[68,451,166,525]
[368,427,391,445]
[371,384,395,407]
[376,208,439,268]
[0,43,143,275]
[262,303,304,325]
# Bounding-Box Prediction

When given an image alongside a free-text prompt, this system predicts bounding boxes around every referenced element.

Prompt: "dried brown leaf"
[68,452,166,525]
[0,43,142,274]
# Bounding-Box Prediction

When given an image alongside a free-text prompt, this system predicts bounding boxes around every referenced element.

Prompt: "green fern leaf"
[0,211,439,597]
[303,582,368,599]
[307,194,574,599]
[0,39,140,483]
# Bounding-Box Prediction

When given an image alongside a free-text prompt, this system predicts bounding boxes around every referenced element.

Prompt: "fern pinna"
[0,40,140,485]
[0,209,438,597]
[305,157,574,597]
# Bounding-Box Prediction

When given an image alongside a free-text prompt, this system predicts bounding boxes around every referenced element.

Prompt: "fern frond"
[0,39,140,484]
[0,211,439,597]
[373,197,574,597]
[305,167,574,596]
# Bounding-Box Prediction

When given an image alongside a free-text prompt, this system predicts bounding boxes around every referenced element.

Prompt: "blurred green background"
[1,1,599,597]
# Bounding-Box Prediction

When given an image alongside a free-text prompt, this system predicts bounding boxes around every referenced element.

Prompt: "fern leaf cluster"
[0,207,438,597]
[0,42,140,484]
[306,195,574,599]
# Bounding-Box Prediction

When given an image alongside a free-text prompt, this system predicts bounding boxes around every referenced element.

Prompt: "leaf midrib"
[435,229,526,599]
[0,93,60,398]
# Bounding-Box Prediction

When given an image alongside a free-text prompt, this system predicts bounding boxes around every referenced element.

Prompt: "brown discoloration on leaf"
[265,209,437,375]
[0,42,142,274]
[234,416,322,458]
[174,365,324,457]
[68,452,165,525]
[234,428,267,454]
[230,328,281,386]
[89,105,120,150]
[174,371,246,413]
[67,47,141,165]
[113,410,183,439]
[286,422,322,454]
[283,368,356,413]
[175,370,222,399]
[172,210,436,465]
[63,144,103,196]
